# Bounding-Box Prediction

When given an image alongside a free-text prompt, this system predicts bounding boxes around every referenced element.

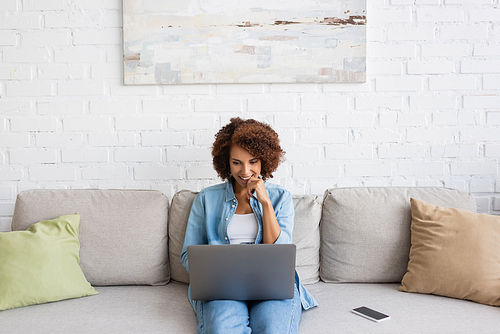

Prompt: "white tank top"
[227,213,258,244]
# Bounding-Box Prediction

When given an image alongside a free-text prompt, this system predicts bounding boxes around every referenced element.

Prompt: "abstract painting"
[123,0,366,85]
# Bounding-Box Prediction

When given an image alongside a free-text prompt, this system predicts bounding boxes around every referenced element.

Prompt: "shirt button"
[232,205,235,208]
[225,237,228,240]
[225,218,228,220]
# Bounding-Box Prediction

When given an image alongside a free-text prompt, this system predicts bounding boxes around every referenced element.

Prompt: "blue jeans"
[193,284,302,334]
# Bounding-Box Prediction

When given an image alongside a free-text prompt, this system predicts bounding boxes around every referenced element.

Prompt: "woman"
[181,117,317,334]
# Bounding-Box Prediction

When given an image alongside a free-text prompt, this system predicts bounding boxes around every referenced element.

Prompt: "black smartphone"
[351,306,390,323]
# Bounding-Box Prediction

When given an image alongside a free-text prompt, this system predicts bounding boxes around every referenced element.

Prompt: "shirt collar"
[224,179,260,202]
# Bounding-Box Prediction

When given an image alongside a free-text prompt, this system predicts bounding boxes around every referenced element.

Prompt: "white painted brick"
[378,113,396,127]
[322,82,370,92]
[495,26,500,39]
[58,82,105,96]
[368,43,416,58]
[187,166,218,179]
[24,0,68,10]
[391,0,414,5]
[464,96,500,109]
[0,65,31,80]
[293,164,340,178]
[484,75,500,90]
[301,97,349,111]
[367,27,383,43]
[275,113,323,128]
[445,0,492,4]
[327,113,375,127]
[0,0,16,10]
[494,197,500,211]
[115,148,162,162]
[429,76,476,90]
[451,162,498,175]
[396,113,427,127]
[167,148,211,161]
[144,99,190,113]
[486,112,500,125]
[11,118,57,132]
[163,85,211,95]
[388,27,435,41]
[91,62,122,79]
[474,43,500,56]
[6,83,53,97]
[82,167,129,180]
[0,32,17,46]
[407,128,457,142]
[376,77,423,91]
[194,99,241,112]
[457,111,481,126]
[36,134,83,147]
[432,112,458,126]
[90,100,137,114]
[115,116,162,131]
[270,84,317,94]
[355,97,403,110]
[0,204,15,217]
[194,131,217,146]
[462,60,500,74]
[142,132,189,146]
[0,186,14,200]
[29,167,77,181]
[45,13,93,28]
[440,26,489,40]
[0,134,30,148]
[353,129,402,143]
[64,117,112,132]
[3,49,49,63]
[417,8,464,22]
[0,102,31,115]
[444,180,467,191]
[470,9,500,22]
[215,84,264,94]
[10,150,57,164]
[38,65,85,80]
[0,168,23,181]
[62,149,109,163]
[89,133,136,147]
[378,144,428,158]
[112,85,158,96]
[0,15,41,29]
[408,60,455,74]
[460,128,499,142]
[73,29,122,45]
[345,163,392,177]
[367,60,402,75]
[398,162,445,176]
[22,32,69,47]
[134,166,182,180]
[391,180,416,187]
[248,98,295,112]
[168,115,216,130]
[470,179,494,193]
[410,96,458,109]
[421,43,470,57]
[475,197,491,212]
[417,180,442,187]
[38,101,85,115]
[485,145,500,157]
[326,145,373,160]
[284,147,321,162]
[55,49,102,63]
[304,129,348,144]
[74,0,104,10]
[370,8,412,23]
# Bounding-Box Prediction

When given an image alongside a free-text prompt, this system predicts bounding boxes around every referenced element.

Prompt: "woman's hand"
[246,176,271,205]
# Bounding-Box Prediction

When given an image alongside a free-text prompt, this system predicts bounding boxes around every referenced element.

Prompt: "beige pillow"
[399,198,500,306]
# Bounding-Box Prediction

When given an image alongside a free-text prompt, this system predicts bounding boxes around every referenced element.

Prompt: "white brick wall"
[0,0,499,229]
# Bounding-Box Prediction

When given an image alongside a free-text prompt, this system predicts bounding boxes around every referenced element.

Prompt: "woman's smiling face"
[229,144,261,192]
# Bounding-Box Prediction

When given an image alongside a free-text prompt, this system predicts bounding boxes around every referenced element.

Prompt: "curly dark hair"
[212,117,285,181]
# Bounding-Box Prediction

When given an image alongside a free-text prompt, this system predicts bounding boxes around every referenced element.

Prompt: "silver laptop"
[187,244,296,301]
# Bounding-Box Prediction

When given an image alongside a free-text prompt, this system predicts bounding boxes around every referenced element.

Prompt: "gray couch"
[2,187,499,333]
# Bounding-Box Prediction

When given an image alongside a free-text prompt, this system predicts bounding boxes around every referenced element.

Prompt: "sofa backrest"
[320,187,477,283]
[11,189,170,286]
[168,190,322,285]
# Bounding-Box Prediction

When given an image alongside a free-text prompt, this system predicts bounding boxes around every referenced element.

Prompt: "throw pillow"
[0,214,98,311]
[399,198,500,306]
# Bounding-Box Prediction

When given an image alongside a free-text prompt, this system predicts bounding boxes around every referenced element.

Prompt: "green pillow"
[0,214,98,311]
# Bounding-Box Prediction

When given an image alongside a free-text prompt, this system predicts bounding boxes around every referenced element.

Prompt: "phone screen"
[353,306,389,320]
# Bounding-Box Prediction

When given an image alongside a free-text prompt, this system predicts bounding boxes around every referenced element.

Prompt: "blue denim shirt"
[180,181,318,310]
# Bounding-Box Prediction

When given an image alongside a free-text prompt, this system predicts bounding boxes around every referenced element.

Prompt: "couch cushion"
[168,190,322,285]
[399,198,500,306]
[320,187,477,283]
[12,189,169,286]
[0,214,98,311]
[0,284,197,334]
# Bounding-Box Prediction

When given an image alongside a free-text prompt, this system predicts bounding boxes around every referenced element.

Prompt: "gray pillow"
[12,189,169,286]
[168,191,322,285]
[320,187,477,283]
